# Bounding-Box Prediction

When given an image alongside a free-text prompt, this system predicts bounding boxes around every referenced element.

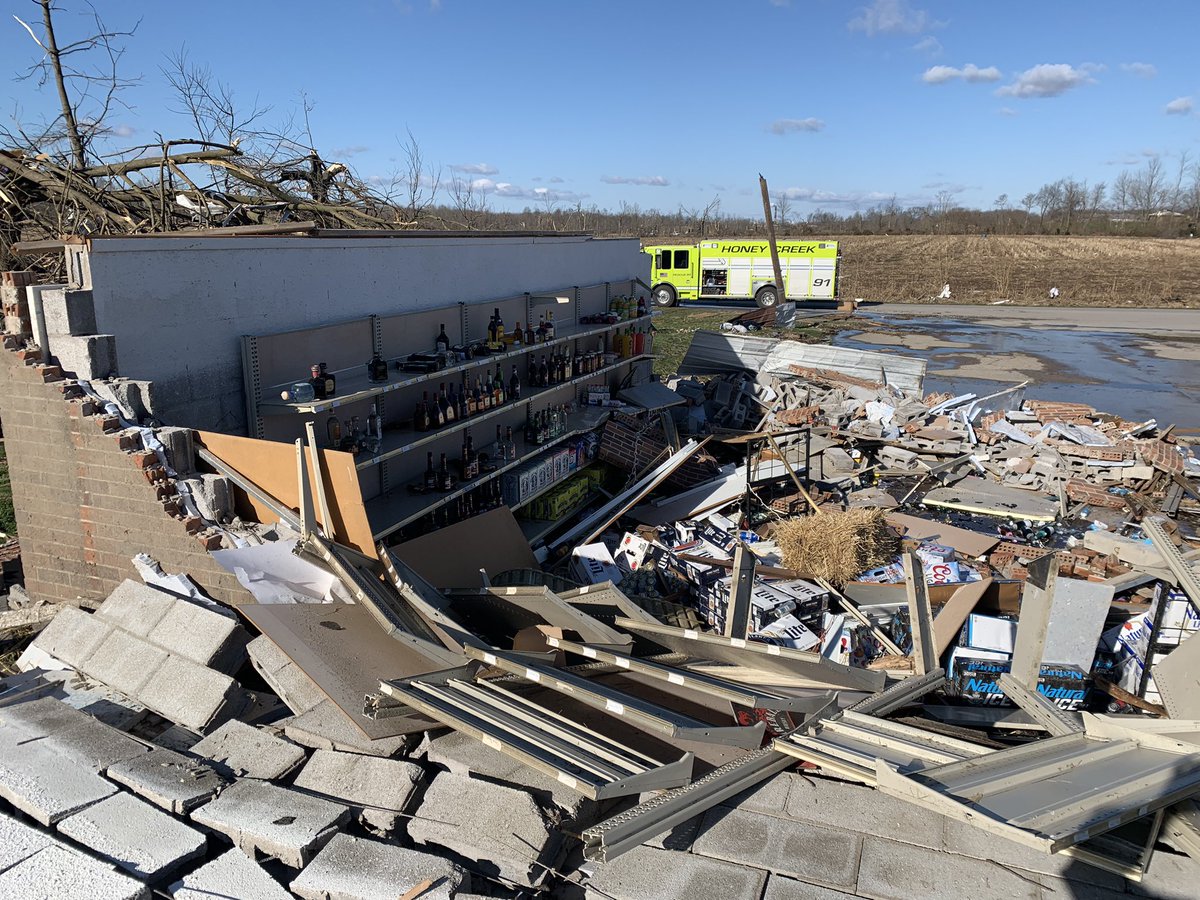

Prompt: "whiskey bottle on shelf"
[509,365,521,401]
[435,323,451,353]
[495,424,504,461]
[458,381,470,420]
[538,355,549,388]
[512,322,523,347]
[438,453,453,492]
[524,321,534,345]
[460,433,471,481]
[318,363,336,397]
[493,307,505,345]
[466,434,477,478]
[505,425,516,461]
[494,365,506,405]
[366,353,388,383]
[424,452,438,490]
[465,377,476,416]
[545,310,556,340]
[536,314,547,342]
[433,387,448,427]
[326,414,342,447]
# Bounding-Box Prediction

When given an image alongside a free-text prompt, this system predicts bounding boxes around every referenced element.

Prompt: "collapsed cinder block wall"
[0,337,247,608]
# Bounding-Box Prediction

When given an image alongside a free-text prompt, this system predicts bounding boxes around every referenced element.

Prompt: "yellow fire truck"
[644,239,839,308]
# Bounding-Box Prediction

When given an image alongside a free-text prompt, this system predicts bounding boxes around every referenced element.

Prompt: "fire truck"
[644,239,839,308]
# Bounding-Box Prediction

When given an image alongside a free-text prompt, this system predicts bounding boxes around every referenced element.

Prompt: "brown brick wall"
[0,340,248,608]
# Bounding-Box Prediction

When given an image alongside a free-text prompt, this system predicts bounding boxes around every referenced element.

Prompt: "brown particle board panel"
[238,601,438,739]
[391,505,539,589]
[197,430,375,557]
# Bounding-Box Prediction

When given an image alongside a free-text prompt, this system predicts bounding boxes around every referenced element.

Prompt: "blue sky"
[4,0,1198,217]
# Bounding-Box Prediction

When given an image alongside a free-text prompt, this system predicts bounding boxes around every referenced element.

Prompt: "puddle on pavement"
[832,316,1200,428]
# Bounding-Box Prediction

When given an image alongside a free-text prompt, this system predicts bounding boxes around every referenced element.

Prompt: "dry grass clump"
[773,508,898,584]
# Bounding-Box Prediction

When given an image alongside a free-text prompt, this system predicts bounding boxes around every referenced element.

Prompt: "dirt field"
[832,235,1200,308]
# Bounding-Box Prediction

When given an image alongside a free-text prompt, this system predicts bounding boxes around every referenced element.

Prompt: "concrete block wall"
[0,330,247,608]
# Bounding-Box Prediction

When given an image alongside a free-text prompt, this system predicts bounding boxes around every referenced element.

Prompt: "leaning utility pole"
[759,174,787,304]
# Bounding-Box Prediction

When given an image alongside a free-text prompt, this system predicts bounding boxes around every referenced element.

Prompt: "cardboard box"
[615,532,652,575]
[948,650,1093,710]
[572,543,623,585]
[750,613,820,651]
[963,613,1018,654]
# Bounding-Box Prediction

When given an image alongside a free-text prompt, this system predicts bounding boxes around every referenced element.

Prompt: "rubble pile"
[1,328,1200,898]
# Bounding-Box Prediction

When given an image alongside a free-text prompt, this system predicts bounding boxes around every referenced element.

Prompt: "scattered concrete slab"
[106,747,226,814]
[0,724,118,825]
[42,712,149,773]
[784,772,947,851]
[247,635,326,714]
[66,628,165,702]
[18,606,112,671]
[189,720,305,780]
[282,702,411,758]
[191,778,350,868]
[168,847,293,900]
[583,844,768,900]
[291,749,424,834]
[423,729,597,824]
[0,845,149,900]
[57,791,207,882]
[290,833,469,900]
[855,836,1040,900]
[691,806,862,892]
[407,771,555,888]
[0,809,74,874]
[143,596,246,671]
[763,874,857,899]
[93,580,174,638]
[137,654,244,733]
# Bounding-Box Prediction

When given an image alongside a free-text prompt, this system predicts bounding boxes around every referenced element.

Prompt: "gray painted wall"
[75,234,647,433]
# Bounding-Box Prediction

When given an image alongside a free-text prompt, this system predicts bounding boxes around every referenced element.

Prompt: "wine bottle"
[436,323,450,353]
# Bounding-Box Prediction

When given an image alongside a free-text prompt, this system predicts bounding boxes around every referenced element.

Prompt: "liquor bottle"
[281,381,316,403]
[366,353,388,383]
[633,327,645,356]
[536,314,547,342]
[445,383,458,423]
[545,310,556,340]
[524,321,534,345]
[309,365,327,400]
[459,381,469,420]
[477,376,489,411]
[466,434,477,478]
[637,295,647,317]
[439,453,453,491]
[509,365,521,401]
[424,452,438,490]
[539,356,549,388]
[436,323,451,353]
[493,308,505,345]
[512,322,523,347]
[461,432,471,480]
[318,363,336,397]
[505,425,515,461]
[433,387,448,427]
[494,365,506,405]
[326,414,342,447]
[487,312,497,345]
[495,424,504,460]
[465,377,476,416]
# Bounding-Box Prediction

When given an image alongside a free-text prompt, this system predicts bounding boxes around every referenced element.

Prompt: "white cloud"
[548,176,564,183]
[109,123,136,137]
[775,186,901,206]
[469,178,585,202]
[768,117,825,135]
[997,107,1018,117]
[330,145,369,158]
[996,64,1095,98]
[450,162,498,175]
[848,0,942,36]
[921,181,975,194]
[1120,62,1157,78]
[600,175,669,186]
[1165,96,1194,115]
[922,63,1001,84]
[912,35,942,55]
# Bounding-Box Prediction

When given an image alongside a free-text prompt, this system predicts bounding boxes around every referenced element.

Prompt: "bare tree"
[399,128,440,225]
[448,175,489,230]
[1083,181,1106,232]
[1130,156,1165,218]
[11,1,139,168]
[771,192,793,230]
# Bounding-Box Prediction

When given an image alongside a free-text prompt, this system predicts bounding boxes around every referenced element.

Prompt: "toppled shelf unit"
[377,668,693,800]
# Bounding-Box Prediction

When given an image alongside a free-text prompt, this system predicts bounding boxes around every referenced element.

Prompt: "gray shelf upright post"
[458,301,468,344]
[241,334,265,439]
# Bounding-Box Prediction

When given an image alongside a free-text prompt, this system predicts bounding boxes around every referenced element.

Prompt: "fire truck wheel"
[755,285,779,308]
[652,284,677,307]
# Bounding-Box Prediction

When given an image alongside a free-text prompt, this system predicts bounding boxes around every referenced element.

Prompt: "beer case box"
[947,648,1093,710]
[572,543,624,586]
[750,613,820,652]
[616,532,652,575]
